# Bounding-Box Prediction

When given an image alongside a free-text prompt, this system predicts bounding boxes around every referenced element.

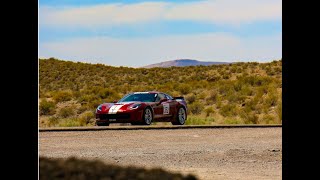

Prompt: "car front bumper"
[95,109,144,123]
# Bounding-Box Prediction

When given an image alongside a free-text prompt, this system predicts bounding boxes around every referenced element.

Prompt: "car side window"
[155,93,160,102]
[155,93,166,102]
[164,94,173,100]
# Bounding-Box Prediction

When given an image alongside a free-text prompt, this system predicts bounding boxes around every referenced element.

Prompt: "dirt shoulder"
[40,128,282,180]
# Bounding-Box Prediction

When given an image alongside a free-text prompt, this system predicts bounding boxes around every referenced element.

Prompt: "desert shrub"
[103,93,122,103]
[243,97,259,113]
[207,73,221,82]
[177,84,191,94]
[204,107,215,117]
[240,85,254,96]
[257,84,269,95]
[274,66,282,74]
[57,107,75,118]
[197,91,207,100]
[186,94,196,104]
[261,114,276,124]
[236,67,243,73]
[77,105,90,114]
[40,58,282,126]
[79,111,95,125]
[222,74,230,79]
[266,67,275,76]
[276,100,282,121]
[215,98,222,109]
[228,94,246,104]
[265,92,278,107]
[218,82,232,96]
[168,91,180,97]
[226,93,237,103]
[219,104,237,117]
[240,111,259,124]
[233,82,242,92]
[48,116,59,126]
[188,101,204,115]
[40,99,56,115]
[185,116,214,125]
[230,66,237,73]
[52,91,72,103]
[255,103,264,114]
[58,118,82,127]
[205,117,215,123]
[242,72,249,76]
[240,75,272,87]
[87,99,104,109]
[224,118,241,124]
[206,90,218,103]
[39,89,45,98]
[72,91,81,99]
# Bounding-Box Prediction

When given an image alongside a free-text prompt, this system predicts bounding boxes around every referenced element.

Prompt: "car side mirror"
[112,100,118,103]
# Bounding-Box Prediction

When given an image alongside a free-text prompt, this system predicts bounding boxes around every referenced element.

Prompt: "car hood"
[97,101,149,113]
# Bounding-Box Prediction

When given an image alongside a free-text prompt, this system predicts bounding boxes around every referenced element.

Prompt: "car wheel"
[96,121,109,126]
[172,107,186,125]
[143,107,153,125]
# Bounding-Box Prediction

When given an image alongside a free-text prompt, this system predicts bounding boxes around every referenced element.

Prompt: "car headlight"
[129,104,141,109]
[96,105,102,112]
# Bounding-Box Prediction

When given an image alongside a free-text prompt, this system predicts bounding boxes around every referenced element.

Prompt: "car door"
[152,93,165,119]
[153,93,172,118]
[164,94,178,117]
[158,93,174,119]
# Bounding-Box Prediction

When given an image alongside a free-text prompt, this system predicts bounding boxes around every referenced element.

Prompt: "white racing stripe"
[108,105,124,114]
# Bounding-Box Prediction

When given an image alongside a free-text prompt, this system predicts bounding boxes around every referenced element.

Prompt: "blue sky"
[40,0,200,6]
[39,0,282,67]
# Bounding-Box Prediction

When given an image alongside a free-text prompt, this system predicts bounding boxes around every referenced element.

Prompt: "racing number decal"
[163,103,170,115]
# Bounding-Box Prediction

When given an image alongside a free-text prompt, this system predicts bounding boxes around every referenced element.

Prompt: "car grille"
[98,114,130,120]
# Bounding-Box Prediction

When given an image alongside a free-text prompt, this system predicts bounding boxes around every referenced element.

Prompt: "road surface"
[39,127,282,180]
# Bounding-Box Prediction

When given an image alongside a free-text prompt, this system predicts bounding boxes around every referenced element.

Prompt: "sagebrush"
[39,58,282,127]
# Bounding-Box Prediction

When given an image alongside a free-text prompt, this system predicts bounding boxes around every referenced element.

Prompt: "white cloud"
[165,0,282,25]
[40,0,282,28]
[39,33,282,67]
[40,2,167,28]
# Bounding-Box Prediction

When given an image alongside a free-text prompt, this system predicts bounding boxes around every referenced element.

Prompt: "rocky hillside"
[142,59,230,68]
[39,58,282,127]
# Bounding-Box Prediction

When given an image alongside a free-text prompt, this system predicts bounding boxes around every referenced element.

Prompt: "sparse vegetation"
[189,101,205,115]
[39,99,56,115]
[39,58,282,127]
[204,107,215,117]
[57,107,75,118]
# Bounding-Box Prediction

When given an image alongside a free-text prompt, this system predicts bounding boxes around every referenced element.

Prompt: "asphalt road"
[39,127,282,180]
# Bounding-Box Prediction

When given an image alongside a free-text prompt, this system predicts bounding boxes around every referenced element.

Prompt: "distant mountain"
[142,59,230,68]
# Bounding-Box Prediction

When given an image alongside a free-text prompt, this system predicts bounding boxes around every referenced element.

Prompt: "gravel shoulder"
[39,128,282,180]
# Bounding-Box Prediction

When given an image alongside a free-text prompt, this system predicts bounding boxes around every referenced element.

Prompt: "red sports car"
[95,91,187,126]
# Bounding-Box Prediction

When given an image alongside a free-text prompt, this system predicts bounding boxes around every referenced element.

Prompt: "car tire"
[142,107,153,125]
[172,107,187,125]
[96,121,109,126]
[131,122,143,125]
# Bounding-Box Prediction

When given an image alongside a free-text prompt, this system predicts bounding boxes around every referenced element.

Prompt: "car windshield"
[118,93,157,102]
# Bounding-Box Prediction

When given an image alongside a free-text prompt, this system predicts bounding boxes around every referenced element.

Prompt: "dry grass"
[39,59,282,126]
